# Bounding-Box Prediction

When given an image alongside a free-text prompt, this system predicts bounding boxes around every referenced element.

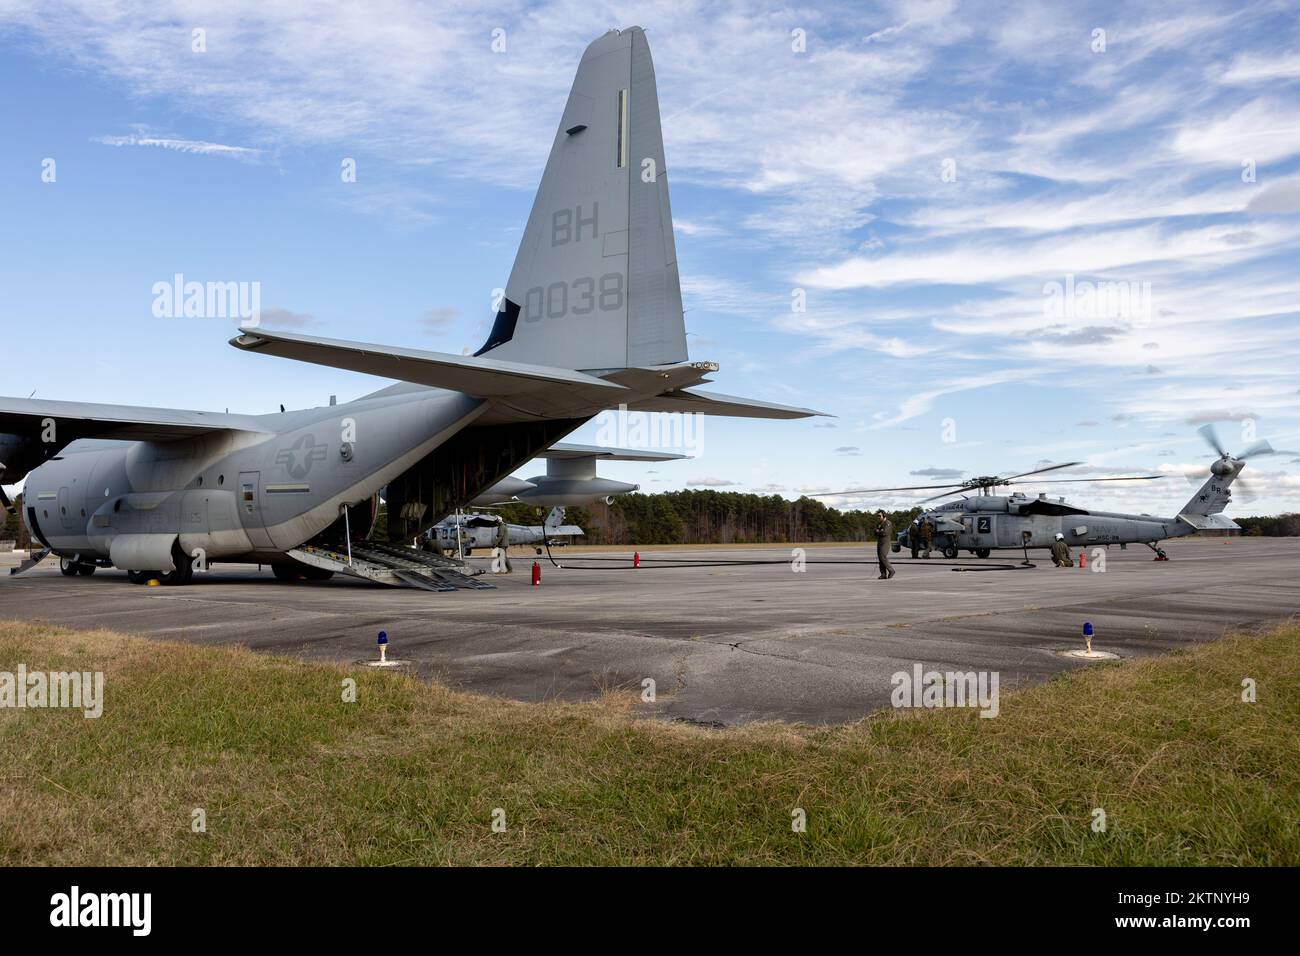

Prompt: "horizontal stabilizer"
[1177,513,1240,532]
[538,442,688,462]
[623,388,827,419]
[230,329,627,397]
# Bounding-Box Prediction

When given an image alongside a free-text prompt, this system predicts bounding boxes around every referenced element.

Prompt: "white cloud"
[93,133,262,158]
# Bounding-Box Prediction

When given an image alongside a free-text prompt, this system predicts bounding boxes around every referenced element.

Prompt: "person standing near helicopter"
[874,510,896,579]
[919,516,935,558]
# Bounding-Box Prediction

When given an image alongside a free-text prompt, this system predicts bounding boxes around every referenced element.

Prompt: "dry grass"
[0,618,1296,865]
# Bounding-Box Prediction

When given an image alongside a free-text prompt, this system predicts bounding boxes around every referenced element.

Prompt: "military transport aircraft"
[813,425,1281,561]
[0,27,820,593]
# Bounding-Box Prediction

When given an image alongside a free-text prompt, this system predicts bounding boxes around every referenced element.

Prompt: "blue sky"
[3,0,1299,515]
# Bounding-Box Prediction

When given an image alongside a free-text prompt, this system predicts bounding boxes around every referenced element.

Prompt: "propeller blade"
[1197,423,1228,457]
[1001,461,1084,482]
[1234,476,1259,504]
[1236,440,1274,460]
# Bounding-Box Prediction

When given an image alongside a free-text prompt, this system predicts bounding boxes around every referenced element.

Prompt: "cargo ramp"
[289,542,495,591]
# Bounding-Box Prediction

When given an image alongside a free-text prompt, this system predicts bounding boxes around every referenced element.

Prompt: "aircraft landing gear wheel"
[158,562,193,586]
[272,563,334,582]
[272,563,304,582]
[943,545,959,559]
[127,570,152,585]
[59,557,80,577]
[975,548,991,559]
[76,563,96,576]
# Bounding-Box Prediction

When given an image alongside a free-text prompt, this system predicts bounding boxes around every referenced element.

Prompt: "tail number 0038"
[523,274,624,322]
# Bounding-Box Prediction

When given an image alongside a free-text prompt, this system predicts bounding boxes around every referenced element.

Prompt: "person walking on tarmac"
[875,510,895,579]
[920,516,935,559]
[1050,532,1073,567]
[494,517,513,573]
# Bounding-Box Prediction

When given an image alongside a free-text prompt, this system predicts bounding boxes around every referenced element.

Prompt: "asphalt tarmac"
[2,537,1296,724]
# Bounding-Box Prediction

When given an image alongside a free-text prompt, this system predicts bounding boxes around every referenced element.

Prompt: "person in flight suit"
[875,510,895,579]
[920,517,935,559]
[1050,532,1073,567]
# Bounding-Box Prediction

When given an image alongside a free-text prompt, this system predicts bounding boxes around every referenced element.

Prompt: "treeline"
[1236,514,1300,537]
[0,493,31,549]
[496,491,920,545]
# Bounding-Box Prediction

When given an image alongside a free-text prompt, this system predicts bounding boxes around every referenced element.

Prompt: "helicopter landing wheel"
[975,548,991,558]
[943,544,959,559]
[59,557,81,577]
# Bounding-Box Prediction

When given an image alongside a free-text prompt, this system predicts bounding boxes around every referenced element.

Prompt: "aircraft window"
[218,475,225,485]
[616,88,628,168]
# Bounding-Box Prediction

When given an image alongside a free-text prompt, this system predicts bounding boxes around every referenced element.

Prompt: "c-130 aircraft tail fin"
[474,26,687,372]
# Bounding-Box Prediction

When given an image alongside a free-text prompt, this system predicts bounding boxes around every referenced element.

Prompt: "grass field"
[1,618,1297,865]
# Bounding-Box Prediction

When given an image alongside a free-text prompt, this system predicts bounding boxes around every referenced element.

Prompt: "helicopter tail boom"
[1178,458,1244,518]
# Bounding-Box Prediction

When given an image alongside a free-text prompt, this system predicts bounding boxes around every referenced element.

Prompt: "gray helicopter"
[817,425,1281,561]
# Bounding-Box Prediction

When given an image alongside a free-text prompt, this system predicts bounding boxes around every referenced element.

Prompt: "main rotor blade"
[1001,461,1084,482]
[1234,476,1259,504]
[1236,440,1274,460]
[917,488,967,504]
[1197,423,1227,457]
[1003,475,1166,485]
[806,482,968,497]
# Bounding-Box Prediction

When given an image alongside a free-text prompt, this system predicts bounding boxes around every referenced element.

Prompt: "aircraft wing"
[231,329,626,398]
[537,443,688,462]
[0,397,262,443]
[622,388,827,419]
